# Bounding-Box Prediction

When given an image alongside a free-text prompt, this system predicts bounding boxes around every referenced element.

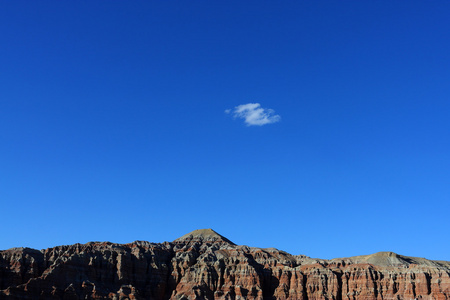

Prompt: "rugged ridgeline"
[1,229,449,300]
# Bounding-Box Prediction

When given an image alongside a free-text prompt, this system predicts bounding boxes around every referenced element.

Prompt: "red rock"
[1,229,449,299]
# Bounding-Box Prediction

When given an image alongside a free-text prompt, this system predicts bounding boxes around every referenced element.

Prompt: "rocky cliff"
[1,229,449,299]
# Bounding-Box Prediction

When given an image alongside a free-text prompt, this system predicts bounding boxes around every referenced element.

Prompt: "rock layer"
[1,229,449,299]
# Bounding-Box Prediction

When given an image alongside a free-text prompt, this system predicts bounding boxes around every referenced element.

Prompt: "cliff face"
[1,229,449,300]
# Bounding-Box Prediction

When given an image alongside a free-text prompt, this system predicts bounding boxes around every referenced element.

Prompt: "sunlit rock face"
[1,229,449,299]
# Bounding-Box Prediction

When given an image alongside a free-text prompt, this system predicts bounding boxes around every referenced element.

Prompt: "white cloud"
[225,103,281,126]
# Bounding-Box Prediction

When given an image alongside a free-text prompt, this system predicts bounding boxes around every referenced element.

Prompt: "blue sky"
[1,1,449,260]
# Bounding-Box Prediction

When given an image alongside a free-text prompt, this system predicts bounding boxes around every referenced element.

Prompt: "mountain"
[1,229,449,299]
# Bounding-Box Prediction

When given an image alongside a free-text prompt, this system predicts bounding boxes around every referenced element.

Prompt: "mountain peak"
[173,228,235,245]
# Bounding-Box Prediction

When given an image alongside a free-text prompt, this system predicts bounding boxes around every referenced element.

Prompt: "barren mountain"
[1,229,449,299]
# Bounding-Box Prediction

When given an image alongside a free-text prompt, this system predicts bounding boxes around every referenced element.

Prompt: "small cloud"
[226,103,281,126]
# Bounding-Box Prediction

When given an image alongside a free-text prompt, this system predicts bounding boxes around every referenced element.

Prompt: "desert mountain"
[1,229,449,299]
[173,228,235,245]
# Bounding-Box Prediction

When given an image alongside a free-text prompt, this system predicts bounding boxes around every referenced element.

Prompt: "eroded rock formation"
[1,229,449,299]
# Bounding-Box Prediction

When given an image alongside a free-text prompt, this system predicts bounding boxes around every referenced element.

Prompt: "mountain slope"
[1,229,449,299]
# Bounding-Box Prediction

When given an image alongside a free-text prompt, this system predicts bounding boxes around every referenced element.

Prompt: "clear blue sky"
[1,1,449,261]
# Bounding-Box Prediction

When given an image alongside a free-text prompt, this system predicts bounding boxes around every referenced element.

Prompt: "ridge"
[1,231,449,299]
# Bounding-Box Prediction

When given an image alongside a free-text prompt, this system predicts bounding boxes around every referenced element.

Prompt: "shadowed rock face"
[1,229,449,299]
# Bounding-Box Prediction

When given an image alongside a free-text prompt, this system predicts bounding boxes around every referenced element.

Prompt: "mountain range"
[1,229,449,299]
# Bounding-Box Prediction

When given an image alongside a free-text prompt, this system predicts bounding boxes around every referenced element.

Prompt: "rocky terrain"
[1,229,449,299]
